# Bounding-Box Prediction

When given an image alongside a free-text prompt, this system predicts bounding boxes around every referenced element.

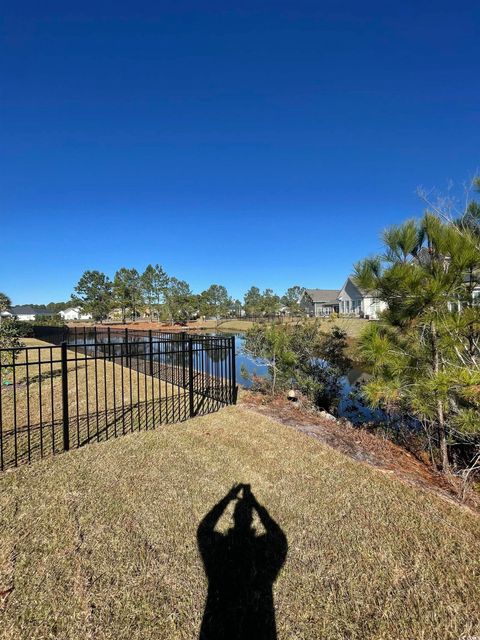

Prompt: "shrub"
[243,321,352,412]
[0,318,23,378]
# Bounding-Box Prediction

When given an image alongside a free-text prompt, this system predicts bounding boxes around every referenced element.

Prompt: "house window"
[351,299,361,313]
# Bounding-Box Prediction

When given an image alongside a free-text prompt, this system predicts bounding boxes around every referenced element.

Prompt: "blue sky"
[1,1,479,303]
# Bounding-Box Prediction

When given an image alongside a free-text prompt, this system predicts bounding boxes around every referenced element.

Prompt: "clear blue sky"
[1,1,479,304]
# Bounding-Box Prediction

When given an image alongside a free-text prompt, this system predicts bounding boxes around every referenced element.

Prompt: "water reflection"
[225,333,381,424]
[70,329,380,424]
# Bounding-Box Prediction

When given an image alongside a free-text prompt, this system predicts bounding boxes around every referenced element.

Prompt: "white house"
[300,289,340,316]
[5,306,55,322]
[337,277,387,320]
[59,307,93,321]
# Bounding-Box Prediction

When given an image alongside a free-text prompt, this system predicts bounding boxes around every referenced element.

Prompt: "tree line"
[70,265,305,322]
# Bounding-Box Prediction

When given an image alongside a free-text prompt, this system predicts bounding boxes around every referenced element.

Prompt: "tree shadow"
[197,484,288,640]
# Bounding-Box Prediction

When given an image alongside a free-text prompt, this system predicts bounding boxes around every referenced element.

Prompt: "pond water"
[223,332,382,424]
[68,329,380,424]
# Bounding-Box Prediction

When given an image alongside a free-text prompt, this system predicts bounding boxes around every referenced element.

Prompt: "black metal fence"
[0,331,236,471]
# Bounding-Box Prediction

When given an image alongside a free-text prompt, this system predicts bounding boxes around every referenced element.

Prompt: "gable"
[338,277,363,301]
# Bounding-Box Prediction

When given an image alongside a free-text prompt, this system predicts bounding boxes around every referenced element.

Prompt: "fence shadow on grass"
[197,484,288,640]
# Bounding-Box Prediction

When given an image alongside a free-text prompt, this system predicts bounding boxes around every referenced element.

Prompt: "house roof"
[339,277,380,299]
[10,305,54,316]
[303,289,339,303]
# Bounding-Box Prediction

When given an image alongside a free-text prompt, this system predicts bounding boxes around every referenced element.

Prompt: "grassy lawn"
[190,317,369,338]
[190,319,256,331]
[0,339,196,470]
[1,404,478,639]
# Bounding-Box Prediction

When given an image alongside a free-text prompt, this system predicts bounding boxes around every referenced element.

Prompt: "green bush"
[243,320,352,412]
[0,318,23,378]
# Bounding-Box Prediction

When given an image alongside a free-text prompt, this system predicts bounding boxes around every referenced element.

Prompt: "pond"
[220,332,382,424]
[68,329,381,425]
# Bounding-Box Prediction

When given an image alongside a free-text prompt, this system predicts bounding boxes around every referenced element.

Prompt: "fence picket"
[0,328,237,471]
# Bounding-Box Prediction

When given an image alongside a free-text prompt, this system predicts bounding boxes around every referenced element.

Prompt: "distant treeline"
[67,266,306,323]
[15,302,70,312]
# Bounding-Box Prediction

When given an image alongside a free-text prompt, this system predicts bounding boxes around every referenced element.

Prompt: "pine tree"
[355,213,480,472]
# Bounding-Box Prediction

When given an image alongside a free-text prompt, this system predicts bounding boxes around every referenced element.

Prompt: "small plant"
[243,321,351,412]
[0,318,23,382]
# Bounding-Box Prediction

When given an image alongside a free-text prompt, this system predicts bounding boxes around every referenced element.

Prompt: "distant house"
[414,249,480,312]
[59,307,93,321]
[6,306,55,322]
[300,289,340,316]
[337,277,387,320]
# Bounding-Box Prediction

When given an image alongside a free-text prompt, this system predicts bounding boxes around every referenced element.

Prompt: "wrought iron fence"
[0,331,236,471]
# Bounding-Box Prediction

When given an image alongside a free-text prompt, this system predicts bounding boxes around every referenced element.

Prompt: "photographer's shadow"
[197,484,288,640]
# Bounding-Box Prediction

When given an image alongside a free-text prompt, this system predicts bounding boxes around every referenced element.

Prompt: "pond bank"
[241,391,475,508]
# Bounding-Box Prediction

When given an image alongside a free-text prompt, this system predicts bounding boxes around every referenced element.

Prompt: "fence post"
[149,329,154,377]
[181,332,187,388]
[188,336,195,417]
[61,342,70,451]
[230,335,237,404]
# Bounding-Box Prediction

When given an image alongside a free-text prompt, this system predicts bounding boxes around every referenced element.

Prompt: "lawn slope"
[1,404,479,640]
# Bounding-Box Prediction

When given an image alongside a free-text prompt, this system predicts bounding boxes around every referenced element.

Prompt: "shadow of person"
[197,484,288,640]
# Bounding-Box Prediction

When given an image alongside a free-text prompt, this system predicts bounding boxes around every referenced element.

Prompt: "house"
[6,306,56,322]
[337,277,387,320]
[59,307,93,321]
[300,289,340,316]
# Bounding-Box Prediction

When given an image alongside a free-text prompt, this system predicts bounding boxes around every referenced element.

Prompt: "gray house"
[300,289,340,316]
[2,306,56,322]
[337,277,387,319]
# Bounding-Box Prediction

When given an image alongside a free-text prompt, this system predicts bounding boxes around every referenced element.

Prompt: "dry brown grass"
[1,404,479,639]
[188,317,369,338]
[0,339,191,469]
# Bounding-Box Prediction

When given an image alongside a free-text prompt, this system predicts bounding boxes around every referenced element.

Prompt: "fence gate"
[0,330,237,471]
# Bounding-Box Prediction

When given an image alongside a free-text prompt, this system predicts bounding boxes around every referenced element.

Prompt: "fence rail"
[0,330,236,471]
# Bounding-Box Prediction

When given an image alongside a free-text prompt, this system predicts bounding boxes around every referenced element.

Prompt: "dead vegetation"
[1,403,479,639]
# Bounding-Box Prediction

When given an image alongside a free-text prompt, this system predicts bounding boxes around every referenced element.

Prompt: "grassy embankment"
[189,316,368,338]
[1,403,479,639]
[0,339,190,469]
[74,317,368,340]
